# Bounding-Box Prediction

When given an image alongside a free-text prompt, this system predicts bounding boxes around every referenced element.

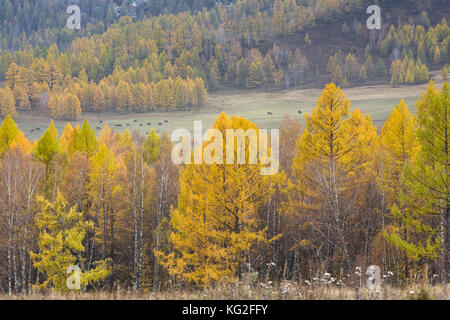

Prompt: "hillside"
[0,0,220,51]
[267,0,449,87]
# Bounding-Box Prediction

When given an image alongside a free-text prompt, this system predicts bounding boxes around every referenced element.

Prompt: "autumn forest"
[0,0,449,299]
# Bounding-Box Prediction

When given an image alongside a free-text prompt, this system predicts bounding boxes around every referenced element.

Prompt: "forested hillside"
[0,0,448,120]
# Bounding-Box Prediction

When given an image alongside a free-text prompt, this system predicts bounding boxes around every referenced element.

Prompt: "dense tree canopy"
[0,1,447,121]
[0,81,448,293]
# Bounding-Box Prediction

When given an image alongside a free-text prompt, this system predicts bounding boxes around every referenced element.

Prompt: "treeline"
[381,21,449,65]
[327,50,430,87]
[390,55,429,86]
[0,80,448,293]
[0,52,208,119]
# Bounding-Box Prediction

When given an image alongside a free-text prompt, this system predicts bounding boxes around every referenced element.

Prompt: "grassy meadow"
[13,81,435,142]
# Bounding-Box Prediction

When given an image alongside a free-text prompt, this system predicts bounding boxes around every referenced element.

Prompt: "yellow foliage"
[156,113,283,286]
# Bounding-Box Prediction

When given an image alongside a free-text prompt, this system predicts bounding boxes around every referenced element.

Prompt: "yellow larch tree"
[292,83,378,272]
[89,144,118,261]
[0,87,17,118]
[375,99,419,278]
[0,114,19,157]
[157,113,282,286]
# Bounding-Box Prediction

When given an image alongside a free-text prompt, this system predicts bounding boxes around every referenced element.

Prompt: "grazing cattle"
[139,123,143,126]
[164,120,168,123]
[96,127,101,130]
[36,128,41,131]
[126,123,130,126]
[267,112,272,115]
[298,110,302,114]
[134,120,137,123]
[147,123,151,126]
[100,120,103,123]
[30,129,34,133]
[115,124,122,127]
[158,122,163,126]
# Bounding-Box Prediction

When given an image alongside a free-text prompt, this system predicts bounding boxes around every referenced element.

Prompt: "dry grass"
[1,282,448,300]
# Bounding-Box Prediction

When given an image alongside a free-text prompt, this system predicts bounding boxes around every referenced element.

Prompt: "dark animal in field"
[96,127,101,130]
[298,110,302,114]
[164,120,168,123]
[126,123,130,126]
[267,112,272,115]
[30,129,34,133]
[100,120,103,123]
[36,128,41,131]
[158,122,163,125]
[147,123,151,126]
[139,124,143,126]
[134,120,137,123]
[115,124,122,127]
